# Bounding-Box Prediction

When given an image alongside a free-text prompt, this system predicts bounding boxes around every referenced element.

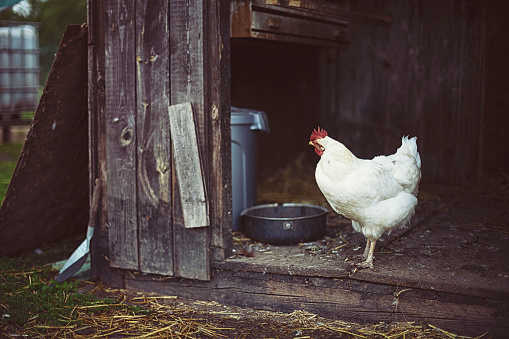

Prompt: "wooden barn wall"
[482,1,509,178]
[88,0,231,282]
[324,0,485,185]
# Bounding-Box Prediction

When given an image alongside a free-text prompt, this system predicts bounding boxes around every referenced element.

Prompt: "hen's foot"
[347,255,375,265]
[356,260,374,269]
[348,259,374,275]
[355,239,376,269]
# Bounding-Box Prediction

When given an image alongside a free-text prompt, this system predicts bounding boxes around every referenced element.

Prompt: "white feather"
[313,135,421,242]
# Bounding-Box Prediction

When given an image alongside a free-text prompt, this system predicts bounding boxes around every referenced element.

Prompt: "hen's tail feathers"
[398,136,421,169]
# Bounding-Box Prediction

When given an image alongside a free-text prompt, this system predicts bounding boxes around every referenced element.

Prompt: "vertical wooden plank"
[104,0,139,270]
[456,0,484,184]
[204,0,233,261]
[169,103,209,229]
[135,0,173,275]
[88,0,113,283]
[482,1,509,177]
[169,0,209,280]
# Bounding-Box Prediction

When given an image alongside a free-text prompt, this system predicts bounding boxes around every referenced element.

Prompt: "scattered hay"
[1,277,489,339]
[257,153,325,206]
[2,288,232,338]
[282,310,488,339]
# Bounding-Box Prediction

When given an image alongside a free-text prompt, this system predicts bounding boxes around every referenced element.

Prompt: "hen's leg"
[362,239,371,259]
[357,240,376,269]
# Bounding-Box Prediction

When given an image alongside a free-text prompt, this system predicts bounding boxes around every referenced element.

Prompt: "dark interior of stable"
[231,38,322,176]
[229,37,348,259]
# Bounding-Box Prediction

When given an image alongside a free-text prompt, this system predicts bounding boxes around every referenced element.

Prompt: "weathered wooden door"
[88,0,231,281]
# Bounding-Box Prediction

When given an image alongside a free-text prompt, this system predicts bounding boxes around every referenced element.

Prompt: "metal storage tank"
[0,21,40,125]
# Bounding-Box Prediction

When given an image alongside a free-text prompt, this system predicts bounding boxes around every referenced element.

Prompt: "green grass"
[0,241,86,326]
[0,239,147,336]
[0,141,153,336]
[0,259,95,325]
[0,142,23,203]
[0,142,149,336]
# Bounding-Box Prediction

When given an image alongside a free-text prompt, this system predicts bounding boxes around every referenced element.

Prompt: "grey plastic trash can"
[231,107,270,231]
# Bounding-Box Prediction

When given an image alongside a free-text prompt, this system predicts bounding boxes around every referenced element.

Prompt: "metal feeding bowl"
[241,203,329,245]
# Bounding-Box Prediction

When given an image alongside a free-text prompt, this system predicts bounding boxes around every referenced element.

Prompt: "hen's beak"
[309,141,314,146]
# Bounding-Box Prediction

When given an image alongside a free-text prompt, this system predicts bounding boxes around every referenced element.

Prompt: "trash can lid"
[231,107,270,133]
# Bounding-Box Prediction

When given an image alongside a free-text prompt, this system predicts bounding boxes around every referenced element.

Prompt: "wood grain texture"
[124,266,508,338]
[250,10,346,43]
[91,0,227,280]
[204,0,233,261]
[135,0,174,275]
[88,0,109,281]
[169,0,209,281]
[482,1,509,176]
[104,0,139,270]
[230,0,349,47]
[332,0,484,185]
[168,102,209,229]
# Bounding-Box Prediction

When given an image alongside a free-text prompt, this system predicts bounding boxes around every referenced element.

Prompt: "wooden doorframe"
[203,0,233,262]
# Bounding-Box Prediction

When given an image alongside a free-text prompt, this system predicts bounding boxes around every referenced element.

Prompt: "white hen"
[309,127,421,269]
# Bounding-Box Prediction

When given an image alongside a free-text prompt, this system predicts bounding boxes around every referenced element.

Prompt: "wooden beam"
[123,265,508,338]
[258,0,391,26]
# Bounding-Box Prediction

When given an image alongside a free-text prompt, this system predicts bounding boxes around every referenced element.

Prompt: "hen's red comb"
[310,127,328,141]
